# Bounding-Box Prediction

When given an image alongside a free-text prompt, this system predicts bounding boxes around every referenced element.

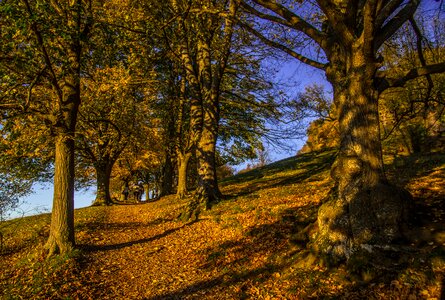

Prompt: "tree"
[164,0,238,216]
[378,16,445,154]
[295,84,339,153]
[76,65,154,205]
[241,0,445,259]
[109,126,163,203]
[0,0,94,256]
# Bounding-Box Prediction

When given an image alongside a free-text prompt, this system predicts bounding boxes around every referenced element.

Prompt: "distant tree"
[295,84,339,153]
[216,164,235,180]
[76,66,155,206]
[109,120,163,202]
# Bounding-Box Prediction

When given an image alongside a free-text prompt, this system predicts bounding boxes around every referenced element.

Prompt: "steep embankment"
[1,150,444,299]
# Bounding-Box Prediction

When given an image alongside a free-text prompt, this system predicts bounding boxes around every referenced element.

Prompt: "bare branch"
[375,0,420,50]
[243,0,325,45]
[239,1,299,31]
[377,62,445,92]
[239,21,326,70]
[375,0,405,29]
[409,17,434,98]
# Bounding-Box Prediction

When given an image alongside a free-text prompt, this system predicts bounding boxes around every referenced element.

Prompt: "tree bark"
[180,93,221,221]
[177,152,191,199]
[44,74,80,256]
[144,183,150,201]
[45,133,76,257]
[194,91,222,208]
[313,40,411,260]
[159,150,175,197]
[92,161,113,206]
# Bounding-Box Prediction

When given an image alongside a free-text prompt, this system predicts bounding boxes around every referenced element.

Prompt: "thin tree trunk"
[177,152,191,199]
[144,183,150,201]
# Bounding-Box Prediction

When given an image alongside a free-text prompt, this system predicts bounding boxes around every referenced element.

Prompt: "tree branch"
[244,0,325,45]
[377,62,445,92]
[374,0,420,50]
[239,1,299,31]
[22,0,63,102]
[239,21,326,70]
[375,0,405,29]
[409,17,434,99]
[317,0,355,46]
[25,66,47,111]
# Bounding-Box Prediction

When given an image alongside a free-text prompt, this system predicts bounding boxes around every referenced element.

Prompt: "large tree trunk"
[92,161,113,206]
[177,152,191,199]
[313,43,411,260]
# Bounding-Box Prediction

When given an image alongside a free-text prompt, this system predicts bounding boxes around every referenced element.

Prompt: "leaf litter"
[1,150,445,299]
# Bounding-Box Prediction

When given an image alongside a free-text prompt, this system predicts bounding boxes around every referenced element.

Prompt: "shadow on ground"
[149,151,445,299]
[79,219,197,252]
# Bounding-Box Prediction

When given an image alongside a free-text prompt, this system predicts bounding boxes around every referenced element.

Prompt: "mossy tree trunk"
[237,0,445,261]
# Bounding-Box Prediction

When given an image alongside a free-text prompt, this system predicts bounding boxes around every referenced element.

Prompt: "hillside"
[1,149,445,299]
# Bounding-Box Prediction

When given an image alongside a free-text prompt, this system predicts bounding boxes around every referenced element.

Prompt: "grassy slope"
[1,149,444,299]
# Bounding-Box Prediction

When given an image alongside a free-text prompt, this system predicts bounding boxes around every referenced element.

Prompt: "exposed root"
[311,183,412,262]
[44,235,74,259]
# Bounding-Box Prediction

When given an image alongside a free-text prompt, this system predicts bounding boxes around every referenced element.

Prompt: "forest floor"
[1,149,445,299]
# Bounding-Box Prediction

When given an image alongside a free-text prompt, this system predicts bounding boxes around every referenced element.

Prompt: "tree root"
[44,234,74,259]
[311,183,413,262]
